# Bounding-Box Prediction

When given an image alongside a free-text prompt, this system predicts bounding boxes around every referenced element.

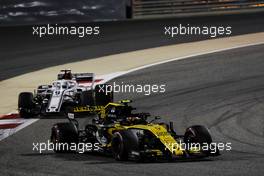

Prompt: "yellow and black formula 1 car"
[50,100,220,161]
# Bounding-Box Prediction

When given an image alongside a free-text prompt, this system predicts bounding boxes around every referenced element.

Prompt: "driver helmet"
[110,107,116,114]
[107,107,117,121]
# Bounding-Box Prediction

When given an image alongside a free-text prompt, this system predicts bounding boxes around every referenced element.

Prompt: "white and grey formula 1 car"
[18,70,113,118]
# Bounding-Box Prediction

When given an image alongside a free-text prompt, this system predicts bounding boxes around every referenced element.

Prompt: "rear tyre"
[18,92,34,118]
[111,131,128,161]
[51,123,78,153]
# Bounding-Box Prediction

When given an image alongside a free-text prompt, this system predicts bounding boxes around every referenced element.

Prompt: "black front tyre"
[18,92,34,118]
[184,125,218,156]
[51,123,78,153]
[184,125,212,144]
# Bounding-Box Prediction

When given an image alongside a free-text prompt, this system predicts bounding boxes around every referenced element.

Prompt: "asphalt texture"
[0,44,263,175]
[0,11,264,80]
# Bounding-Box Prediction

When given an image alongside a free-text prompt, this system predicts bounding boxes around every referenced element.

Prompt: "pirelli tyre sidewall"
[18,92,34,118]
[184,125,219,156]
[111,131,128,161]
[51,123,78,153]
[111,130,140,161]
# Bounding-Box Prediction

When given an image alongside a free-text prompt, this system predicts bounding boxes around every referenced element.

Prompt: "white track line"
[0,42,263,142]
[119,42,264,77]
[97,42,264,83]
[0,119,38,141]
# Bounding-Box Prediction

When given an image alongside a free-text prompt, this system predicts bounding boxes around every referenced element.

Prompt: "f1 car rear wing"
[58,72,94,81]
[73,73,94,82]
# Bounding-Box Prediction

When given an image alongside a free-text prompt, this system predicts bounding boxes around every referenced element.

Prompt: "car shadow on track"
[36,114,95,119]
[21,152,118,164]
[21,152,216,165]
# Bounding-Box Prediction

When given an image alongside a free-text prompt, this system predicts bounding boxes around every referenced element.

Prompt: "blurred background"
[0,0,264,26]
[0,0,263,80]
